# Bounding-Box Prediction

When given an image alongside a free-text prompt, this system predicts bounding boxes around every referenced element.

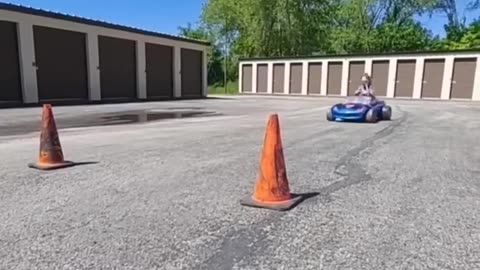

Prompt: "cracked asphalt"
[0,95,479,269]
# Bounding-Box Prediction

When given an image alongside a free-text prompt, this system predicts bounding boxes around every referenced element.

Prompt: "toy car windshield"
[345,96,372,105]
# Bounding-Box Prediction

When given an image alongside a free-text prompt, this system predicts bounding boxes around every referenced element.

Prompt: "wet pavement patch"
[0,109,223,137]
[163,107,205,110]
[99,111,221,125]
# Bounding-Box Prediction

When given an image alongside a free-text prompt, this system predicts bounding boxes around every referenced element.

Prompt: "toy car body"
[326,96,392,123]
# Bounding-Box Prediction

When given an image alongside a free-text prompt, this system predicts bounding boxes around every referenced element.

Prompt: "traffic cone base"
[240,194,304,211]
[28,160,76,171]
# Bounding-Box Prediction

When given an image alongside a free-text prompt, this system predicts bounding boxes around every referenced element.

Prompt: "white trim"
[284,62,291,94]
[17,21,38,103]
[365,59,372,76]
[301,61,308,95]
[450,98,478,102]
[413,58,425,99]
[86,32,101,100]
[473,57,480,101]
[239,53,480,64]
[441,56,454,100]
[386,59,397,98]
[320,61,328,96]
[238,63,243,93]
[421,97,442,100]
[173,46,182,98]
[136,40,147,99]
[267,63,273,94]
[341,60,349,96]
[202,49,208,97]
[251,63,257,93]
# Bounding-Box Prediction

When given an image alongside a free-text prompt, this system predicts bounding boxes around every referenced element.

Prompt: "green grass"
[208,81,239,95]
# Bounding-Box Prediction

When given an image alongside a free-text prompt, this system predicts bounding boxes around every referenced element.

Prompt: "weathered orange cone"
[240,114,304,211]
[28,104,75,170]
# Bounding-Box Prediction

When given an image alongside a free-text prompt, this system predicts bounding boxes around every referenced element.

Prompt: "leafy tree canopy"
[179,0,480,84]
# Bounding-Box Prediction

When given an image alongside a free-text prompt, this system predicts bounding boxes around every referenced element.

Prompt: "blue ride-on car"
[326,96,392,123]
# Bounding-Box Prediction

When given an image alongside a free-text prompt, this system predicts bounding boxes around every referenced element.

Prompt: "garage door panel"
[181,48,203,97]
[146,43,173,98]
[451,58,476,99]
[34,25,88,100]
[421,59,444,98]
[0,20,22,102]
[395,60,416,97]
[273,64,285,93]
[348,61,365,96]
[242,65,252,93]
[327,62,342,95]
[99,35,137,99]
[371,60,389,97]
[289,63,302,94]
[257,64,268,93]
[308,63,322,94]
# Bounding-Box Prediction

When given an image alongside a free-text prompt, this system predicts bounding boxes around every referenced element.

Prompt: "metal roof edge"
[0,2,211,46]
[238,48,480,61]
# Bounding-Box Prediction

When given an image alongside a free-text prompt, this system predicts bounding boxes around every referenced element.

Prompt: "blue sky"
[5,0,206,35]
[4,0,478,37]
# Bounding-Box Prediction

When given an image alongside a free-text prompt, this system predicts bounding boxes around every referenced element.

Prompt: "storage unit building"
[0,3,209,106]
[33,25,90,102]
[146,43,174,98]
[289,63,303,94]
[273,64,285,94]
[394,60,416,98]
[371,60,389,97]
[327,62,343,96]
[307,62,322,95]
[0,19,22,104]
[256,64,268,93]
[348,61,365,96]
[239,50,480,101]
[98,35,137,100]
[450,58,477,99]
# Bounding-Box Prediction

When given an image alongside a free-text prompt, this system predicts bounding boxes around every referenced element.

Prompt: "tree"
[440,19,480,49]
[372,20,435,52]
[328,0,437,53]
[202,0,336,57]
[430,0,480,43]
[184,0,480,86]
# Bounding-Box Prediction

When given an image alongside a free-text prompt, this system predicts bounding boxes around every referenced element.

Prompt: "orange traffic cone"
[28,104,75,170]
[240,114,304,211]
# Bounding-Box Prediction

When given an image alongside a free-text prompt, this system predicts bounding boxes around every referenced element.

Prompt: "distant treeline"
[179,0,480,85]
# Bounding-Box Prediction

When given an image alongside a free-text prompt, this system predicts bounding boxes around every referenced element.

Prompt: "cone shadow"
[28,161,99,171]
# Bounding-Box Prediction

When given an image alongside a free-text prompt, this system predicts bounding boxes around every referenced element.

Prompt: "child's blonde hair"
[361,73,371,85]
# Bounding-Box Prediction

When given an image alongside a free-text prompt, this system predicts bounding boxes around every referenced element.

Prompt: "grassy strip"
[208,81,239,95]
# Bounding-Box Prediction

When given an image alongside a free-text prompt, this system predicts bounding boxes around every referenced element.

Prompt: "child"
[354,73,376,98]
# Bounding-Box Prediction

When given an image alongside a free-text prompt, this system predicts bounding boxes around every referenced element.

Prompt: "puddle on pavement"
[99,111,221,125]
[0,110,223,137]
[164,107,205,110]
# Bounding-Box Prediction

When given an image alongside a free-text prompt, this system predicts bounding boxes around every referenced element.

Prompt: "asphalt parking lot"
[0,95,479,270]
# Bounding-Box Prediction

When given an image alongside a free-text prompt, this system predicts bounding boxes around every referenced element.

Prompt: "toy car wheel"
[366,108,377,123]
[326,109,334,121]
[382,106,392,120]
